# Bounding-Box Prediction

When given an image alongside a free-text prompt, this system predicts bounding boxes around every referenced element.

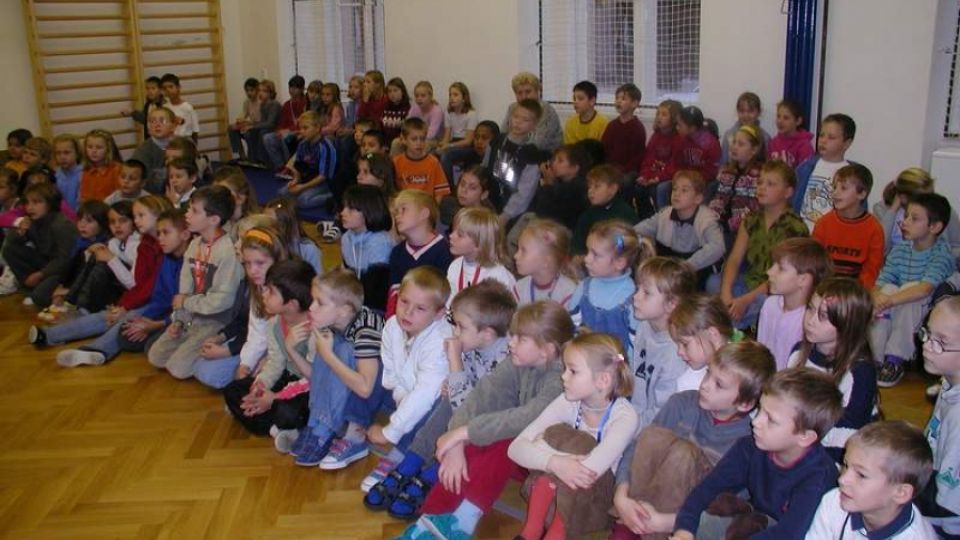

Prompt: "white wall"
[1,2,42,134]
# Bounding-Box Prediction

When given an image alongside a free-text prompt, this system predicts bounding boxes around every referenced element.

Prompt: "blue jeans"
[440,145,477,188]
[278,183,332,210]
[705,273,766,330]
[194,354,241,389]
[343,363,435,451]
[263,131,299,169]
[306,332,357,438]
[655,180,673,209]
[47,307,146,359]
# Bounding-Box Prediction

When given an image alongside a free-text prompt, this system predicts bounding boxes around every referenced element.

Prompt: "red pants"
[420,438,520,514]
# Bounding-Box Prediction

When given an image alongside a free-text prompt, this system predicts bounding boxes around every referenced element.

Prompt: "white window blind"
[291,0,384,84]
[539,0,701,107]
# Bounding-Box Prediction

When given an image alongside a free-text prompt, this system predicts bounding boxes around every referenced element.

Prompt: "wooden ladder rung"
[49,95,133,108]
[39,31,128,39]
[36,14,124,21]
[140,27,217,36]
[138,12,212,19]
[182,87,216,95]
[47,80,132,91]
[42,47,132,57]
[195,103,225,111]
[45,63,130,74]
[54,112,125,125]
[143,58,217,68]
[142,43,213,52]
[179,72,222,81]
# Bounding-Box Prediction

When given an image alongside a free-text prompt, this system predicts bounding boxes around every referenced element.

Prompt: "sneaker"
[273,429,299,454]
[56,349,106,367]
[0,271,16,295]
[395,523,432,540]
[22,297,34,306]
[360,457,397,493]
[28,326,46,346]
[294,435,334,466]
[289,428,315,457]
[318,438,369,471]
[418,513,471,540]
[877,356,905,388]
[322,223,342,243]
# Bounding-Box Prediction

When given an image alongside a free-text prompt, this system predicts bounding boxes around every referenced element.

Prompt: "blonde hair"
[259,79,277,100]
[669,293,734,341]
[452,207,508,267]
[214,166,260,217]
[565,332,633,400]
[240,225,288,318]
[133,194,174,220]
[509,300,576,357]
[399,266,450,311]
[316,268,364,313]
[587,220,643,271]
[511,72,542,92]
[894,167,935,196]
[518,218,571,275]
[712,341,776,407]
[83,129,120,165]
[414,81,437,105]
[394,189,439,229]
[298,110,322,127]
[635,257,697,304]
[52,134,82,163]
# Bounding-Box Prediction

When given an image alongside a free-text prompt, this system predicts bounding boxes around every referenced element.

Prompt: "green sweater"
[572,199,640,254]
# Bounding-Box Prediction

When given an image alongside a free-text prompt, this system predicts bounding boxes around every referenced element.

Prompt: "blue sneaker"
[419,513,471,540]
[289,429,312,457]
[318,437,369,470]
[294,435,333,467]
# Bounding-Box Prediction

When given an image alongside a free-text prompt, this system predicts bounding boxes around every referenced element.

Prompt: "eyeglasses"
[919,326,960,354]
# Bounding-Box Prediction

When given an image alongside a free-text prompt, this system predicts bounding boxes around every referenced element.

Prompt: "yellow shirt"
[563,111,609,144]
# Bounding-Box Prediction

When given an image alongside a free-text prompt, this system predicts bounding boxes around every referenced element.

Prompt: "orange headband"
[244,229,272,244]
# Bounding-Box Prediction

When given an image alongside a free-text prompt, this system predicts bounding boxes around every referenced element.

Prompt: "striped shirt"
[877,236,955,287]
[344,305,385,361]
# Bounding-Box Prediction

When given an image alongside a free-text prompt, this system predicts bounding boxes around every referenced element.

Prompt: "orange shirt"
[812,209,885,288]
[393,154,450,200]
[4,160,27,176]
[80,162,121,202]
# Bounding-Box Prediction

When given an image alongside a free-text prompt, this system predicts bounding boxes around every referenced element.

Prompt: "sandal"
[362,470,406,511]
[387,476,432,520]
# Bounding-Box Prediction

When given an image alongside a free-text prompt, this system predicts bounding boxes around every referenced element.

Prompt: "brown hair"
[712,341,776,406]
[448,81,474,113]
[214,165,260,217]
[761,159,798,189]
[565,332,633,400]
[166,136,197,163]
[25,137,53,162]
[736,91,762,113]
[399,266,450,311]
[259,79,277,100]
[635,256,697,305]
[452,206,509,267]
[673,169,706,194]
[669,293,734,341]
[316,268,364,313]
[835,163,874,195]
[793,277,874,383]
[509,300,576,356]
[847,421,934,494]
[772,237,833,286]
[516,98,543,121]
[450,279,518,337]
[133,194,174,221]
[240,224,288,318]
[763,367,844,438]
[587,164,623,188]
[52,134,82,164]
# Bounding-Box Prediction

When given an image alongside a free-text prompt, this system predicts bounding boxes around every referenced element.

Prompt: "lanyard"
[458,260,482,291]
[575,400,615,443]
[529,276,559,303]
[192,232,224,293]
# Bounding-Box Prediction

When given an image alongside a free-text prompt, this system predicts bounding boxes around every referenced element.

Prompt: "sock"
[884,354,905,365]
[419,462,439,485]
[343,422,365,443]
[520,476,556,540]
[543,512,566,540]
[395,452,425,477]
[451,500,484,534]
[386,447,405,463]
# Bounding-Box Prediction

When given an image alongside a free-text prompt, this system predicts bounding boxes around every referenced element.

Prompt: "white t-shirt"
[444,110,479,140]
[165,101,200,138]
[446,257,517,306]
[800,158,847,231]
[805,488,937,540]
[676,365,706,393]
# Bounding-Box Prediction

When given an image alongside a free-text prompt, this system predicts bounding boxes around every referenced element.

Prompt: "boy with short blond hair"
[386,189,453,317]
[279,110,336,211]
[634,169,725,285]
[602,83,646,178]
[872,193,955,387]
[332,267,451,492]
[806,421,937,539]
[613,341,777,539]
[758,237,833,369]
[812,163,885,289]
[571,164,639,254]
[671,367,843,540]
[394,117,449,201]
[564,80,608,144]
[716,159,809,329]
[147,185,244,379]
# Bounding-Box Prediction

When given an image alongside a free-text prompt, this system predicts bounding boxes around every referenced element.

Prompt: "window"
[539,0,701,107]
[291,0,385,85]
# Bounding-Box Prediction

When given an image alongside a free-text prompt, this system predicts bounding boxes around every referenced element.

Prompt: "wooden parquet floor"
[0,246,934,540]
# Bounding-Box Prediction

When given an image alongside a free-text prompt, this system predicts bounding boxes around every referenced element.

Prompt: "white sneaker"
[0,276,16,295]
[22,297,34,306]
[273,429,299,454]
[56,350,106,367]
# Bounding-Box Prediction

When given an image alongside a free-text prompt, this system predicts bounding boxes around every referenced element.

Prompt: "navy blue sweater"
[141,254,183,322]
[675,436,837,540]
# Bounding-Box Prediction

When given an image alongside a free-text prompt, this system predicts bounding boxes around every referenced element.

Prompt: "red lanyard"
[458,260,482,291]
[529,276,559,302]
[192,232,224,293]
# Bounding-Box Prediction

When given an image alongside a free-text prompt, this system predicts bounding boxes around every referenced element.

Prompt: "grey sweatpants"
[869,282,929,363]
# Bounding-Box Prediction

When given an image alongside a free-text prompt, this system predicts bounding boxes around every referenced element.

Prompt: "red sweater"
[277,97,307,132]
[664,129,721,183]
[602,116,647,175]
[640,129,684,181]
[812,210,885,288]
[358,95,389,128]
[117,234,163,310]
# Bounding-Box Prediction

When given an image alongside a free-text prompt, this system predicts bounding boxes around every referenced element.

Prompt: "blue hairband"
[614,234,624,254]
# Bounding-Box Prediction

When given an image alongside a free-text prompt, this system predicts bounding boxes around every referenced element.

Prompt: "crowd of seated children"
[9,69,960,540]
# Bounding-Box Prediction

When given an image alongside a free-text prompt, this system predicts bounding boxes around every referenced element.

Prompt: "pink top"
[0,202,76,228]
[409,102,445,140]
[757,295,805,370]
[320,104,345,137]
